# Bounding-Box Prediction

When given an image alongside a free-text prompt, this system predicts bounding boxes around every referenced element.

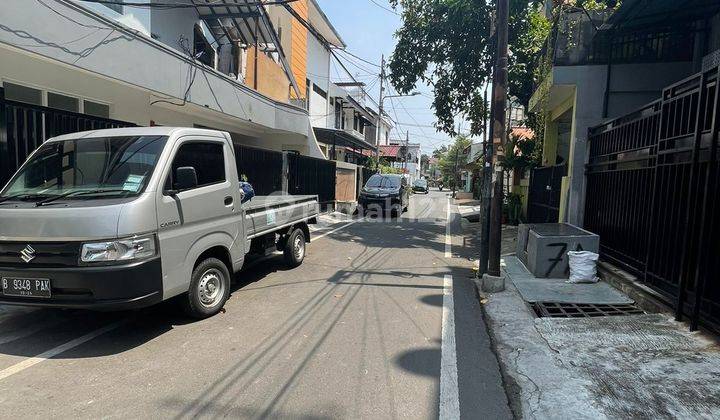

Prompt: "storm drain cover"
[532,302,644,318]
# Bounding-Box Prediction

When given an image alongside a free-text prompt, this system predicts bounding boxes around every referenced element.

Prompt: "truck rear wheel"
[182,258,231,319]
[283,228,306,267]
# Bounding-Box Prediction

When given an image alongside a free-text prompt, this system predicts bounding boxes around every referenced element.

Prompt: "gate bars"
[585,66,720,332]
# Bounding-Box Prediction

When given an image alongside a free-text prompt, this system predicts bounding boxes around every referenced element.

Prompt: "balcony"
[0,0,312,139]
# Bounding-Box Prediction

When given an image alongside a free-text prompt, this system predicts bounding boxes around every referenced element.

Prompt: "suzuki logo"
[20,245,36,263]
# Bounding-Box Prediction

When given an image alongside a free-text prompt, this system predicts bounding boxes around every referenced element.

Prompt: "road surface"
[0,189,510,419]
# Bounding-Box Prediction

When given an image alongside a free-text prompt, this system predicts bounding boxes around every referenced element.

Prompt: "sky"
[315,0,469,155]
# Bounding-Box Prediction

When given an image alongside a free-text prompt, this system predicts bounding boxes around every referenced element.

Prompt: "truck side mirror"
[175,166,198,191]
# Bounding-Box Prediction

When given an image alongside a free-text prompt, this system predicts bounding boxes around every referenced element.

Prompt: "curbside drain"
[532,302,644,318]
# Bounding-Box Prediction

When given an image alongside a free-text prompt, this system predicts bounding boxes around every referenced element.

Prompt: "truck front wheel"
[183,258,231,318]
[283,228,306,267]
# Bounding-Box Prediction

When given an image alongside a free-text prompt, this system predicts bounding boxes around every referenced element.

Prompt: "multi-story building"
[0,0,340,185]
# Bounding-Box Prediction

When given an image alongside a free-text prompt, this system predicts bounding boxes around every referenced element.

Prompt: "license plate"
[1,277,51,298]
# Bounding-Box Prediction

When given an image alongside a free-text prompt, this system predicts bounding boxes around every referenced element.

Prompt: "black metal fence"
[0,87,136,185]
[527,164,566,223]
[586,66,720,331]
[287,153,336,208]
[233,144,283,195]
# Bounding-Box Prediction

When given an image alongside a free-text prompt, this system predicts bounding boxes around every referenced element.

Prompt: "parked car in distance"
[0,127,319,319]
[358,174,410,216]
[412,178,429,194]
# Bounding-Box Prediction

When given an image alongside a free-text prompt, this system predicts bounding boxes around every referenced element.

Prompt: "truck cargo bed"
[244,195,319,239]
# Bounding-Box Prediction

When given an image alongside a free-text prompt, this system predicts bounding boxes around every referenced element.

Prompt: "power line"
[366,0,399,16]
[334,48,380,68]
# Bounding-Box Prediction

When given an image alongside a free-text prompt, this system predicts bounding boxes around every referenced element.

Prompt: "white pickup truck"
[0,127,319,318]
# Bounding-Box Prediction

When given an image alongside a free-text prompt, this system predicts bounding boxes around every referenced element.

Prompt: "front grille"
[0,241,82,267]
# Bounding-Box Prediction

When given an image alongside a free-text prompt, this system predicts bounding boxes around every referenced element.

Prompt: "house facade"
[528,1,720,225]
[0,0,342,185]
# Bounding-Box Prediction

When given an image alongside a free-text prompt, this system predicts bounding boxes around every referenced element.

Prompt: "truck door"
[155,137,242,298]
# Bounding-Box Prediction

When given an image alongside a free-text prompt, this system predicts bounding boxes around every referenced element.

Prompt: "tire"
[182,257,231,319]
[283,228,306,268]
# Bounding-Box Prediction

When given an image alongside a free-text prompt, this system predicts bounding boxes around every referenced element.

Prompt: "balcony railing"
[546,9,695,67]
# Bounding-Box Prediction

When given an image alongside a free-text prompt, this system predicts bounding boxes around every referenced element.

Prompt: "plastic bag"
[567,251,599,284]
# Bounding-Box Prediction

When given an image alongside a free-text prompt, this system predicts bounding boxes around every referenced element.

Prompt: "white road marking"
[0,319,126,382]
[440,274,460,419]
[312,217,365,241]
[445,198,452,258]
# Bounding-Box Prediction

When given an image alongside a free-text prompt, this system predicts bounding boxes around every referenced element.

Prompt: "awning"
[602,0,720,32]
[192,0,300,97]
[313,128,377,151]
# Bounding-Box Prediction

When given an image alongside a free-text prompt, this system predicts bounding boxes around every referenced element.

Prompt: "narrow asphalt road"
[0,189,510,419]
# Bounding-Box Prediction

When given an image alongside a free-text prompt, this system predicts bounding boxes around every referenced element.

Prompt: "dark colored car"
[412,178,429,194]
[358,174,410,216]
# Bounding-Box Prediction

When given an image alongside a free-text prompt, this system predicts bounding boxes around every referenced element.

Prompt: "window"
[353,114,359,131]
[48,92,79,112]
[312,84,327,99]
[334,100,342,129]
[359,119,365,134]
[84,100,110,118]
[3,82,42,106]
[169,142,225,190]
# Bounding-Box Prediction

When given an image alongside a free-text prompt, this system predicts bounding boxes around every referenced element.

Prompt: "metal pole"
[479,82,492,276]
[487,0,509,277]
[375,55,386,172]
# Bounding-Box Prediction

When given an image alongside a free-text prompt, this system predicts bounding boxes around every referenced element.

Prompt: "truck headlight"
[81,234,157,263]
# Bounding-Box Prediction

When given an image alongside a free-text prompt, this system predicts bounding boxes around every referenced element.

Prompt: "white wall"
[307,33,331,128]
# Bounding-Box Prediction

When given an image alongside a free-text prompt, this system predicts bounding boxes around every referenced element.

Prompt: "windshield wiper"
[35,189,131,207]
[0,193,47,205]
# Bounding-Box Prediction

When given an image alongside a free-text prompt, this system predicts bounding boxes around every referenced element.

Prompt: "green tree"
[438,135,472,186]
[388,0,550,136]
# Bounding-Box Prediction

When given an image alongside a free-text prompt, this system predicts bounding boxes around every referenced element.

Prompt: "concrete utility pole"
[374,54,386,171]
[487,0,509,280]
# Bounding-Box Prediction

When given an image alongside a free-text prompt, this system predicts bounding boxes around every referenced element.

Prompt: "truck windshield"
[0,136,168,203]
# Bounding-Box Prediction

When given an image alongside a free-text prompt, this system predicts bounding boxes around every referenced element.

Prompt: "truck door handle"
[224,196,234,206]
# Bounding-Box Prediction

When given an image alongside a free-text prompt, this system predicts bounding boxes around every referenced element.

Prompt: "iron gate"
[287,153,336,209]
[0,87,136,186]
[585,66,720,331]
[233,144,283,195]
[527,164,567,223]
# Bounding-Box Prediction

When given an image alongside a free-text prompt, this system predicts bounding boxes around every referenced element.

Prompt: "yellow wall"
[245,48,290,103]
[290,0,308,99]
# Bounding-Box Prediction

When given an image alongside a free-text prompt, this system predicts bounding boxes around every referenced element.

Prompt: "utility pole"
[405,130,409,173]
[374,54,386,172]
[479,83,492,276]
[487,0,509,278]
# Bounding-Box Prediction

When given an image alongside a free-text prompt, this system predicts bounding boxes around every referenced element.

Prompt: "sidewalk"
[460,221,720,419]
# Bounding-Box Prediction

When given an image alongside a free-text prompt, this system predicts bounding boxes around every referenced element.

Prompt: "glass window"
[169,142,225,190]
[84,100,110,118]
[48,92,79,112]
[4,82,42,106]
[365,174,401,189]
[1,136,168,201]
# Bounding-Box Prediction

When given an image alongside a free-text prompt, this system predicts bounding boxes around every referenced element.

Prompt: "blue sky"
[315,0,465,154]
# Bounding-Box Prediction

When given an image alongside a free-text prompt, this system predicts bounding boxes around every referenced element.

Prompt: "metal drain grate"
[532,302,645,318]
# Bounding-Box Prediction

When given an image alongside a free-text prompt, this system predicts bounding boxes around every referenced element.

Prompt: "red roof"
[361,145,402,157]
